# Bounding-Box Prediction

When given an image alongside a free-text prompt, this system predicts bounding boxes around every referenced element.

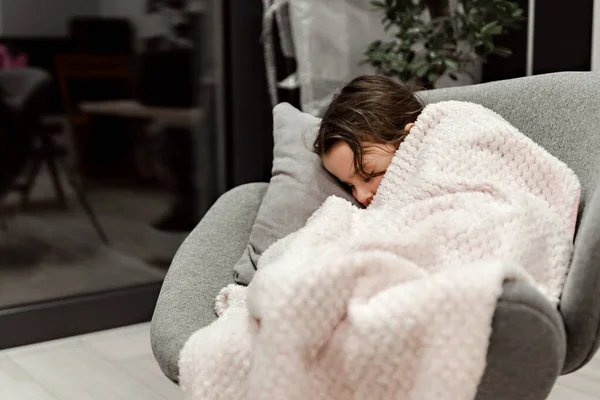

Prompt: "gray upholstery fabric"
[562,176,600,373]
[153,182,567,399]
[232,103,357,285]
[476,280,566,400]
[420,72,600,374]
[151,182,268,382]
[151,72,600,397]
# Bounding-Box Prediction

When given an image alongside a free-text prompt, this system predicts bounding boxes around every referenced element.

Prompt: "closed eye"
[365,169,386,182]
[363,170,378,182]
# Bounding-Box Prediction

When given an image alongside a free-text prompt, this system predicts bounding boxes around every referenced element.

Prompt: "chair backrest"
[419,72,600,207]
[55,54,133,123]
[0,67,52,127]
[0,67,52,197]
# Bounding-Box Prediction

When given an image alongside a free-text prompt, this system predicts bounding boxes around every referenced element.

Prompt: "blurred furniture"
[0,68,49,217]
[80,99,203,233]
[151,72,600,400]
[79,99,202,128]
[55,53,134,176]
[17,117,68,205]
[0,67,108,244]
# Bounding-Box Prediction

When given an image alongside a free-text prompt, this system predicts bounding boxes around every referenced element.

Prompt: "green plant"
[364,0,524,88]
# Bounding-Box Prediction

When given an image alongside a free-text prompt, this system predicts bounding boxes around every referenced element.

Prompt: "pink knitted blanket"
[179,101,581,400]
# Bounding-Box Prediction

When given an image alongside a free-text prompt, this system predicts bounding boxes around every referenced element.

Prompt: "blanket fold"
[179,101,580,400]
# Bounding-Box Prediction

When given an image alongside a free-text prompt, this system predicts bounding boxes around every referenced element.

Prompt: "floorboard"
[0,322,599,399]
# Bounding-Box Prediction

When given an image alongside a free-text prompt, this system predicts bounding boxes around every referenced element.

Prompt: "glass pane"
[0,0,215,346]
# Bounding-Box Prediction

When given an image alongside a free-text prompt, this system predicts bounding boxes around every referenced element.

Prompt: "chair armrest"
[150,182,268,382]
[476,280,566,400]
[560,176,600,373]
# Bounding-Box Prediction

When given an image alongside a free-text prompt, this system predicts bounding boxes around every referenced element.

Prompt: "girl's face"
[322,141,395,207]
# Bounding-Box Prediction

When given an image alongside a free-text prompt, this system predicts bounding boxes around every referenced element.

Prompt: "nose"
[353,186,373,207]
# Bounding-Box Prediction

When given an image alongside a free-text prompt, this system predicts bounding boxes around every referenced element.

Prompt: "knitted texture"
[179,101,581,400]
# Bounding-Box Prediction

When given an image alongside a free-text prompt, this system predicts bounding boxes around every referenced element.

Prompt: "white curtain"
[263,0,390,115]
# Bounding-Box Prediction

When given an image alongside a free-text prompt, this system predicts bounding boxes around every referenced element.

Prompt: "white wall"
[100,0,161,39]
[0,0,160,39]
[593,0,600,71]
[0,0,100,36]
[100,0,146,31]
[100,0,146,17]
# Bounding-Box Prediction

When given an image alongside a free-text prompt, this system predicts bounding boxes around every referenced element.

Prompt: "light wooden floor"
[0,322,598,399]
[0,323,182,400]
[550,356,600,400]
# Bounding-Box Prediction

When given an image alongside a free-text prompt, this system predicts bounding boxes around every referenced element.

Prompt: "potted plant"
[364,0,524,89]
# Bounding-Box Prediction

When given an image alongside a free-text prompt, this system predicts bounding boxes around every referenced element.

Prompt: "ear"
[404,122,415,132]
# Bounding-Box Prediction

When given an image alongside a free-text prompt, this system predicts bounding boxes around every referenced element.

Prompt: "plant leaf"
[415,64,429,78]
[512,8,524,18]
[427,72,439,84]
[494,46,512,57]
[443,58,459,70]
[443,43,457,50]
[428,51,439,60]
[364,0,523,85]
[481,21,503,35]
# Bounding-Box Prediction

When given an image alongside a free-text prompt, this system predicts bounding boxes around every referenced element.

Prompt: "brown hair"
[313,75,423,178]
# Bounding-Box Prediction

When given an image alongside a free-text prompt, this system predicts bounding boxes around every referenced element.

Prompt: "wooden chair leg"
[39,130,67,205]
[19,156,43,207]
[71,180,109,245]
[45,153,67,205]
[57,157,109,245]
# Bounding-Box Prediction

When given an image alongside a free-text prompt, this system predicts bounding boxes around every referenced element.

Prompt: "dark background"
[0,0,595,189]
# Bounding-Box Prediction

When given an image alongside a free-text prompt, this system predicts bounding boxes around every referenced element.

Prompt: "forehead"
[322,141,355,179]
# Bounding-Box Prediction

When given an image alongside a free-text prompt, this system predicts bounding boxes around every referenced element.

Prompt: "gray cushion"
[232,103,358,285]
[151,182,268,382]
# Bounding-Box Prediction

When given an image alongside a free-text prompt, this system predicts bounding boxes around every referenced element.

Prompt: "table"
[79,99,203,128]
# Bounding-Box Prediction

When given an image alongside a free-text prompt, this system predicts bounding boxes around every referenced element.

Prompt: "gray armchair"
[151,72,600,400]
